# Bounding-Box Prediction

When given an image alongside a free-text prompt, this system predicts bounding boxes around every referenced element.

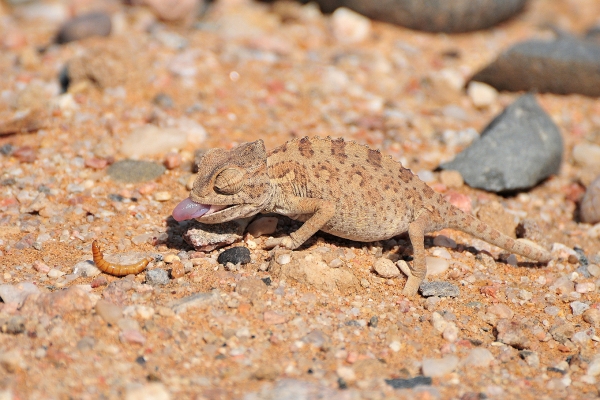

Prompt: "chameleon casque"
[173,136,551,296]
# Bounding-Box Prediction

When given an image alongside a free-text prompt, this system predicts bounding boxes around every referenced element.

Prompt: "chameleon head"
[173,140,271,223]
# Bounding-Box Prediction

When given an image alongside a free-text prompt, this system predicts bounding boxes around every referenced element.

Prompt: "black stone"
[217,247,251,265]
[440,94,563,192]
[385,376,432,389]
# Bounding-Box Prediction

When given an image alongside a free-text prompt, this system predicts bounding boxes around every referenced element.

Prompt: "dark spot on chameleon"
[367,149,382,168]
[299,137,314,158]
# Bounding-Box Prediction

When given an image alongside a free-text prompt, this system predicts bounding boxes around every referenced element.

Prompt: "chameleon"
[172,136,551,296]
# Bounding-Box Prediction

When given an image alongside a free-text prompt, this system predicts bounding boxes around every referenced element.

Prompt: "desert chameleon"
[173,136,551,296]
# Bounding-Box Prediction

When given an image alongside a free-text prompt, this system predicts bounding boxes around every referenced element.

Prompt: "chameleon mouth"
[172,198,230,222]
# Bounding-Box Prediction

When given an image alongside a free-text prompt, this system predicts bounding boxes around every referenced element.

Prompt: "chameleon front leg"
[401,211,430,297]
[267,197,336,250]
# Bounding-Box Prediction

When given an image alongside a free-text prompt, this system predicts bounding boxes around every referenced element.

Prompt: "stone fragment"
[183,219,251,252]
[0,108,49,135]
[373,258,400,278]
[337,0,527,33]
[422,355,459,377]
[385,376,432,389]
[549,322,574,344]
[139,0,202,24]
[146,269,170,286]
[496,319,530,349]
[570,301,590,316]
[581,175,600,224]
[217,247,251,266]
[22,286,93,317]
[56,12,111,44]
[420,281,459,297]
[107,160,165,183]
[121,125,189,158]
[425,256,450,276]
[471,36,600,97]
[583,308,600,327]
[441,95,562,192]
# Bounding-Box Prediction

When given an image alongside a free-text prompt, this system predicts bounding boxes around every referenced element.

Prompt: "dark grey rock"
[319,0,527,33]
[56,12,112,44]
[145,269,170,286]
[385,376,432,389]
[471,37,600,97]
[419,281,459,297]
[440,95,563,192]
[217,247,251,265]
[107,160,165,183]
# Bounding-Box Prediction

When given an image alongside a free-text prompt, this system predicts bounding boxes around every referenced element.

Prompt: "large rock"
[440,95,562,192]
[317,0,527,33]
[471,36,600,97]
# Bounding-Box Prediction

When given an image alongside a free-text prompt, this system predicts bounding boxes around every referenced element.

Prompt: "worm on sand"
[91,240,152,276]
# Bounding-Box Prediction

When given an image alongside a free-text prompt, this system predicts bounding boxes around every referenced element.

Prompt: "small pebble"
[587,357,600,377]
[13,146,37,163]
[163,254,180,263]
[47,268,65,278]
[276,253,291,265]
[576,282,596,293]
[373,258,400,278]
[331,7,371,44]
[467,81,498,108]
[170,261,185,279]
[422,355,459,377]
[425,256,450,276]
[163,152,182,170]
[571,301,590,316]
[433,235,457,249]
[56,12,111,44]
[32,260,50,273]
[119,329,146,345]
[145,269,170,285]
[218,247,251,265]
[487,304,514,319]
[85,157,108,169]
[153,191,172,201]
[582,308,600,327]
[385,376,432,389]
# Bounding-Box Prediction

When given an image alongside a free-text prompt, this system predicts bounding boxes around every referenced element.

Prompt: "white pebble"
[442,323,459,342]
[331,7,371,44]
[373,258,400,278]
[576,282,596,293]
[277,254,291,265]
[389,341,402,352]
[462,348,495,368]
[422,355,459,377]
[431,312,448,333]
[153,191,172,201]
[573,143,600,168]
[47,268,65,278]
[432,247,452,260]
[426,256,450,276]
[467,81,498,108]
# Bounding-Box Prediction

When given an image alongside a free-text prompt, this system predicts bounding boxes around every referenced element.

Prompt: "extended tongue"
[172,198,211,221]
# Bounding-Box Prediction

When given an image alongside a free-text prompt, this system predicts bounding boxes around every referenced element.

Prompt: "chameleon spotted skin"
[188,136,552,296]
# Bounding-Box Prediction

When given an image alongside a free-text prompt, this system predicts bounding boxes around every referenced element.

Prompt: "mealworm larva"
[91,240,151,277]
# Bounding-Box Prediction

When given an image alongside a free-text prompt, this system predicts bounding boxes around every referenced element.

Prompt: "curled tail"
[445,205,552,263]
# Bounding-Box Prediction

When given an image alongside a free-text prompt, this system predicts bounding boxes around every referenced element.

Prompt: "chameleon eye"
[214,168,245,195]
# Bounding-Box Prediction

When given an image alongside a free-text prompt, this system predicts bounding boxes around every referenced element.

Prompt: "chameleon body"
[173,137,551,296]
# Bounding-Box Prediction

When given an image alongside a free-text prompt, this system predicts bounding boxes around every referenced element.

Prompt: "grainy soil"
[1,0,600,399]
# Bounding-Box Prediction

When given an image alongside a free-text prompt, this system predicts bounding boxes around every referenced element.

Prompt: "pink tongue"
[172,198,211,221]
